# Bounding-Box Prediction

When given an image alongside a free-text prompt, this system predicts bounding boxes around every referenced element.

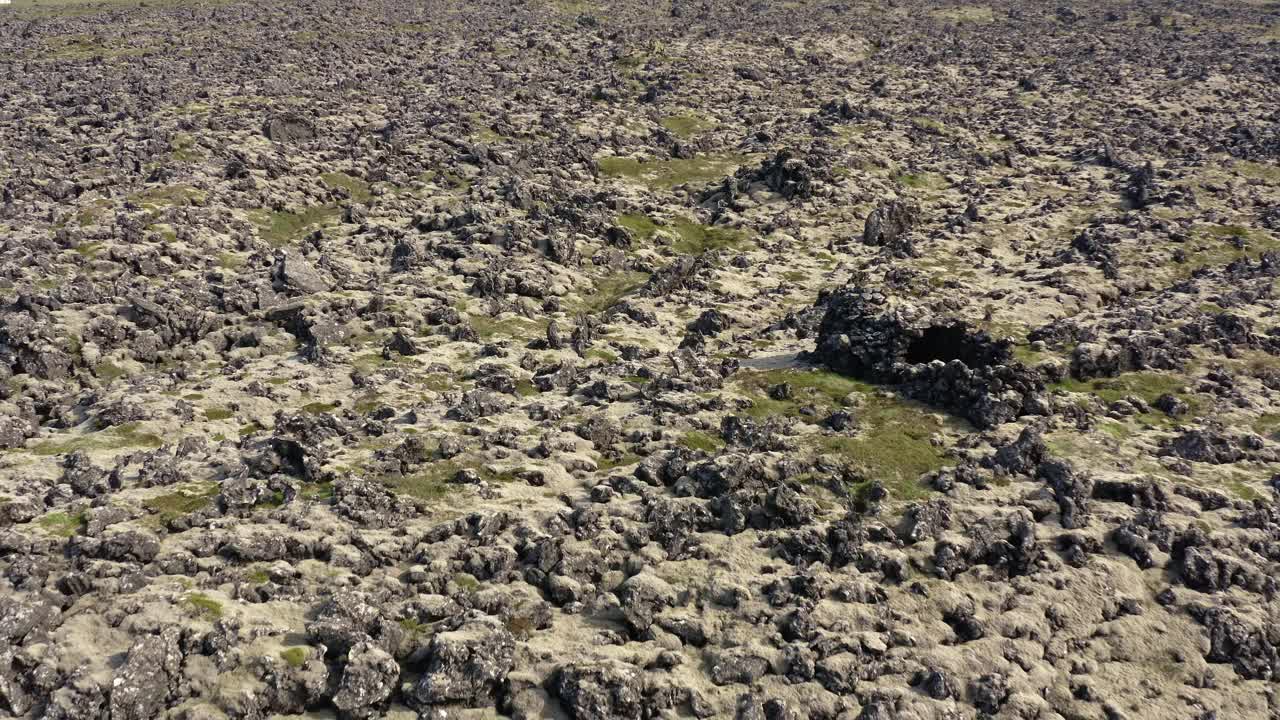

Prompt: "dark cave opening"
[905,325,985,366]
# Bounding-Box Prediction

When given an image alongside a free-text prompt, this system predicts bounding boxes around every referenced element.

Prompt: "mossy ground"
[617,213,658,241]
[578,270,649,314]
[598,154,747,190]
[36,511,86,537]
[470,314,549,341]
[183,592,223,620]
[1051,370,1202,426]
[129,185,205,209]
[142,483,219,526]
[680,430,723,453]
[30,422,163,456]
[669,217,749,255]
[279,647,307,668]
[735,368,958,500]
[320,172,372,203]
[735,367,875,420]
[249,206,340,247]
[660,114,714,138]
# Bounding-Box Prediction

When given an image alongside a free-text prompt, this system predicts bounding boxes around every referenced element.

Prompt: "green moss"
[670,217,749,255]
[910,117,948,134]
[36,511,86,537]
[931,5,994,23]
[94,362,126,382]
[1227,475,1263,502]
[598,154,748,190]
[894,172,946,190]
[30,422,162,456]
[1049,366,1198,417]
[470,314,548,341]
[301,401,338,415]
[204,408,234,421]
[184,593,223,620]
[320,172,372,203]
[301,481,334,501]
[399,617,428,637]
[246,568,270,584]
[383,462,460,502]
[1254,413,1280,439]
[143,483,219,526]
[817,422,943,502]
[659,114,714,138]
[736,368,875,421]
[171,134,204,162]
[75,242,105,259]
[129,185,205,209]
[1236,160,1280,184]
[453,572,480,592]
[585,348,618,364]
[279,647,307,668]
[597,452,641,471]
[216,252,245,270]
[680,430,723,453]
[238,422,262,437]
[249,205,340,247]
[578,270,650,314]
[617,213,658,241]
[1098,421,1134,441]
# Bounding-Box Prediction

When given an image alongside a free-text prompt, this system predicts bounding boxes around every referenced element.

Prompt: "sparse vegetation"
[183,593,224,620]
[598,154,748,190]
[143,483,219,526]
[36,511,86,537]
[249,206,340,247]
[30,422,163,456]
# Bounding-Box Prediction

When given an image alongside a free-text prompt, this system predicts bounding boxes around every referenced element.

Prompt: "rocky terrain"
[2,0,1280,717]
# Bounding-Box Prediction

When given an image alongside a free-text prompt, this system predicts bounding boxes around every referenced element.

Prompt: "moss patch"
[470,314,548,341]
[598,154,747,190]
[1051,371,1201,424]
[660,114,714,138]
[279,647,307,668]
[142,483,219,526]
[183,592,223,620]
[680,430,723,453]
[320,172,372,203]
[249,205,340,247]
[816,400,949,502]
[36,511,86,537]
[30,422,163,456]
[130,185,205,209]
[578,270,650,314]
[670,217,749,255]
[382,461,461,502]
[735,368,875,421]
[617,213,658,241]
[301,401,338,415]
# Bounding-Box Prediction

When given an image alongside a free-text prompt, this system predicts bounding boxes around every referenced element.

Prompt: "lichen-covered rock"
[549,661,645,720]
[109,628,183,720]
[333,641,399,717]
[409,616,514,707]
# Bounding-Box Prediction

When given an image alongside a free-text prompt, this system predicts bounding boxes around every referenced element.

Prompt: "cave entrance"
[905,325,983,366]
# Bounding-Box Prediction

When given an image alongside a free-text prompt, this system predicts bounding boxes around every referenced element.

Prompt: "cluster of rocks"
[1,0,1279,718]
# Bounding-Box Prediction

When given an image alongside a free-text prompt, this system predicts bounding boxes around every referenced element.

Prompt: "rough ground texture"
[1,0,1280,718]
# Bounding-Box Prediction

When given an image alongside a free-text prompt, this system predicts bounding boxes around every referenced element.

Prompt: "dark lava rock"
[263,112,317,143]
[809,288,1045,427]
